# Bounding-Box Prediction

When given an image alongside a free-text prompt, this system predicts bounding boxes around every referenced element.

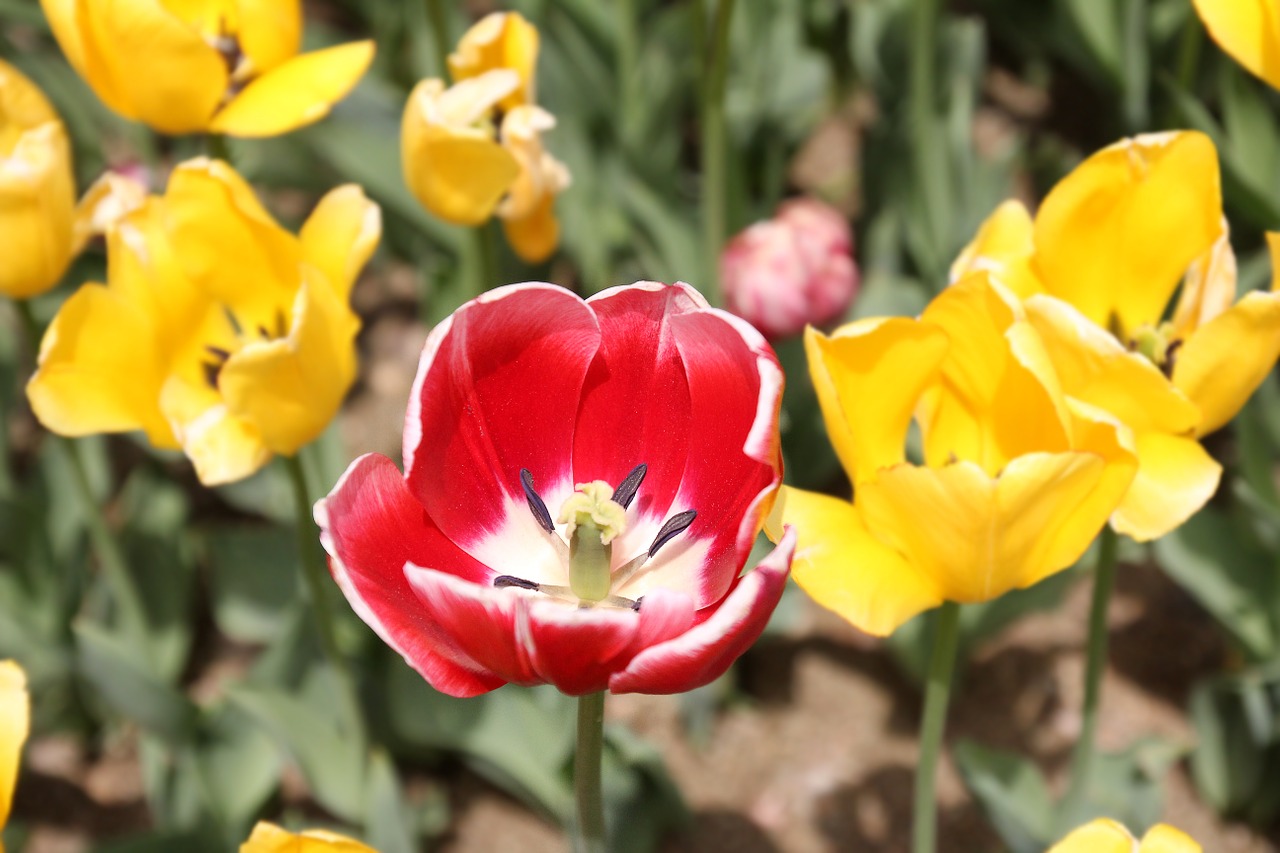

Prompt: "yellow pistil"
[558,481,627,604]
[1130,320,1179,369]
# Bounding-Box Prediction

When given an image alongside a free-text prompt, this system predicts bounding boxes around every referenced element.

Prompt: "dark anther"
[257,324,270,339]
[223,306,243,336]
[1162,339,1183,378]
[202,361,222,390]
[275,308,289,338]
[631,596,643,612]
[520,468,556,534]
[648,509,697,558]
[493,575,540,591]
[611,463,647,509]
[204,345,230,362]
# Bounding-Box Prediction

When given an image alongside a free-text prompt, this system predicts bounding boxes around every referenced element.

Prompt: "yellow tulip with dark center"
[766,272,1138,636]
[39,0,374,137]
[27,158,381,485]
[953,131,1280,540]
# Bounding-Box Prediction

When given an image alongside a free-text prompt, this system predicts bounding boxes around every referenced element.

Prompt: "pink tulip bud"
[720,198,859,339]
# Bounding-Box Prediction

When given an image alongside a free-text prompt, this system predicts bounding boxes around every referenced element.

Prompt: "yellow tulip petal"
[234,0,302,75]
[1024,295,1200,435]
[299,185,381,300]
[770,486,942,637]
[806,318,949,485]
[0,123,76,298]
[1173,290,1280,436]
[72,170,149,254]
[240,821,377,853]
[502,191,559,263]
[26,282,175,447]
[39,0,89,76]
[917,273,1069,474]
[1048,819,1136,853]
[0,661,29,829]
[164,158,300,311]
[160,371,271,486]
[858,453,1124,604]
[210,40,375,138]
[0,58,60,132]
[1110,431,1221,542]
[950,199,1044,298]
[1139,824,1203,853]
[1173,227,1237,337]
[1033,131,1223,336]
[76,0,227,133]
[1191,0,1280,91]
[448,12,540,110]
[218,273,359,456]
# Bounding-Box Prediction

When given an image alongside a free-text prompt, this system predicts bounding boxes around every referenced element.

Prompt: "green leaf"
[954,740,1054,853]
[1189,669,1280,824]
[601,724,689,853]
[365,750,418,853]
[204,525,300,644]
[191,704,282,838]
[74,622,198,743]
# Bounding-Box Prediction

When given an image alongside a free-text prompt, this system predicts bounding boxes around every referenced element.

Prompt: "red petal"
[403,567,540,686]
[316,454,503,697]
[523,604,639,695]
[608,528,794,695]
[403,283,600,554]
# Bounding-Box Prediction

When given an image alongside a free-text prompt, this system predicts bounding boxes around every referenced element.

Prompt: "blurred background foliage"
[2,0,1280,849]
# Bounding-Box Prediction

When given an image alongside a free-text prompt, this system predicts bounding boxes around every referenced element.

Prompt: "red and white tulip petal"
[523,603,640,695]
[403,283,600,557]
[316,453,503,697]
[608,528,794,695]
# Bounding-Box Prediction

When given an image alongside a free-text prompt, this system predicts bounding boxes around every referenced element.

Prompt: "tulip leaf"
[1189,668,1280,825]
[204,524,301,644]
[953,739,1054,853]
[189,704,283,839]
[364,750,420,853]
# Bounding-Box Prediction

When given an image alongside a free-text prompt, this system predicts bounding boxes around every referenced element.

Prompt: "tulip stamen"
[648,510,697,558]
[519,468,556,534]
[493,575,539,591]
[611,463,647,509]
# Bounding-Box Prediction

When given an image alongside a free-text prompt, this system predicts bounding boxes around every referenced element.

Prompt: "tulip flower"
[0,660,28,847]
[448,12,539,110]
[39,0,374,137]
[767,271,1137,637]
[720,197,860,340]
[27,158,381,485]
[0,58,76,298]
[1191,0,1280,92]
[1048,819,1200,853]
[316,281,794,697]
[241,822,376,853]
[953,131,1280,540]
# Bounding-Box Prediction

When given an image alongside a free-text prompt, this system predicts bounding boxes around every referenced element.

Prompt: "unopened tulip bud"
[720,198,859,340]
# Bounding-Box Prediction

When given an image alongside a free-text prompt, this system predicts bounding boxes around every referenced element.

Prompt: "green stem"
[425,0,452,79]
[912,601,961,853]
[573,690,607,853]
[470,223,497,297]
[616,0,639,151]
[206,133,231,164]
[908,0,948,282]
[281,453,345,669]
[1060,525,1120,827]
[13,300,150,653]
[700,0,736,305]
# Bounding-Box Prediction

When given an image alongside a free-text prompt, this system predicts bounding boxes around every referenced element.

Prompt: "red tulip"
[720,197,859,340]
[316,282,794,697]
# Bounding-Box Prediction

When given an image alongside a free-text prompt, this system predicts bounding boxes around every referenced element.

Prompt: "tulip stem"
[573,690,608,853]
[281,453,345,671]
[470,223,497,296]
[1060,525,1119,828]
[425,0,452,78]
[700,0,736,305]
[206,133,231,164]
[12,299,152,658]
[617,0,639,150]
[912,600,961,853]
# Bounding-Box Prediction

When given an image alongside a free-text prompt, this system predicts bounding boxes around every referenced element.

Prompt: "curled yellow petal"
[1139,824,1203,853]
[1173,226,1237,338]
[806,318,949,485]
[1173,289,1280,436]
[234,0,303,76]
[72,170,149,254]
[1110,431,1221,542]
[769,486,942,637]
[160,371,272,487]
[950,199,1044,298]
[1048,819,1136,853]
[502,191,560,263]
[241,821,378,853]
[0,660,29,831]
[1191,0,1280,91]
[300,184,382,300]
[210,40,375,138]
[448,12,540,110]
[1033,131,1223,337]
[0,121,76,298]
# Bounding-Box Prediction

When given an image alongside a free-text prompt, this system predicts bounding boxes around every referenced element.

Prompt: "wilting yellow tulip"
[1191,0,1280,91]
[39,0,374,137]
[953,131,1280,540]
[448,11,539,110]
[240,822,377,853]
[0,58,76,298]
[766,272,1137,636]
[0,660,29,849]
[1048,819,1200,853]
[27,158,381,485]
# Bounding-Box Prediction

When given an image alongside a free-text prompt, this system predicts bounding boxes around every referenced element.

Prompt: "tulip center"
[1128,320,1181,375]
[200,305,290,390]
[493,464,698,611]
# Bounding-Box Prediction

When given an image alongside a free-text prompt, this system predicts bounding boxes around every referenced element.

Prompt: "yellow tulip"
[39,0,374,137]
[954,131,1280,540]
[27,158,381,485]
[0,661,27,849]
[401,72,569,262]
[240,822,377,853]
[766,272,1137,636]
[1048,819,1201,853]
[0,59,76,298]
[1191,0,1280,91]
[448,12,539,111]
